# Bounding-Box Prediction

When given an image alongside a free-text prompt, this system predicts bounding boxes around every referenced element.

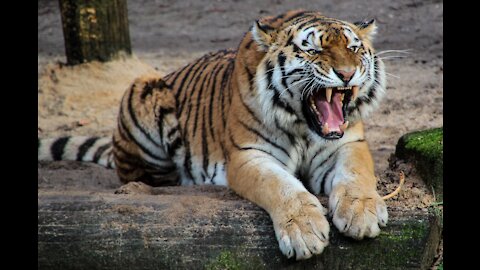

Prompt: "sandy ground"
[38,0,443,217]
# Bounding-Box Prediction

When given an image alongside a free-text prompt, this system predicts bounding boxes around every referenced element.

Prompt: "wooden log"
[38,185,442,270]
[58,0,132,65]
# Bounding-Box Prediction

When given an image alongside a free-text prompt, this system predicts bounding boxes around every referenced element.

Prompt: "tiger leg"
[326,138,388,240]
[113,75,184,186]
[227,151,330,260]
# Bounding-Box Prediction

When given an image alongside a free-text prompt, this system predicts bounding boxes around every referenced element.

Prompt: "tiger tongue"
[313,91,344,133]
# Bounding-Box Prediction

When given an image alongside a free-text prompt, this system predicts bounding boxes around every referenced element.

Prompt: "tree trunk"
[58,0,132,65]
[38,186,442,270]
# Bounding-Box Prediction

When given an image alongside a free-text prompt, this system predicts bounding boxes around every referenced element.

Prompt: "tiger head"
[245,10,386,140]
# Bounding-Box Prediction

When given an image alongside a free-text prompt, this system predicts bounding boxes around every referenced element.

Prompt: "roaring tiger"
[38,10,388,260]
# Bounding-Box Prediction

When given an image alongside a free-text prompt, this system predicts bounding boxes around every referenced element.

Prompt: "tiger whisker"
[300,77,315,99]
[375,49,412,56]
[384,72,400,79]
[306,79,317,98]
[377,56,408,60]
[279,78,312,97]
[262,73,311,91]
[278,77,312,94]
[256,71,309,82]
[373,69,399,79]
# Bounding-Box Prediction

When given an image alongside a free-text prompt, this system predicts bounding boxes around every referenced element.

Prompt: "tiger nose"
[333,68,356,83]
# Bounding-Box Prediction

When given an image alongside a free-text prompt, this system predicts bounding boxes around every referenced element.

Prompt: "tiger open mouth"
[303,86,359,140]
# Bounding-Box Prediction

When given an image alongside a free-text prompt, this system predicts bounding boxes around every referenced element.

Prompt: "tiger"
[38,10,388,260]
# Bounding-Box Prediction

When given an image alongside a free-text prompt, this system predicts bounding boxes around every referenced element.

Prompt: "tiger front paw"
[328,183,388,240]
[272,192,330,260]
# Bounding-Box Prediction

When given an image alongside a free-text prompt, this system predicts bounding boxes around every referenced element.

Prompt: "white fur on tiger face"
[254,18,386,142]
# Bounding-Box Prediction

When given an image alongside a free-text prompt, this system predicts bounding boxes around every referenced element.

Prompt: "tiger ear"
[251,20,276,51]
[354,19,377,40]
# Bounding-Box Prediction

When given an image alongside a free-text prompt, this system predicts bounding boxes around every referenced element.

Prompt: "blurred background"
[39,0,442,72]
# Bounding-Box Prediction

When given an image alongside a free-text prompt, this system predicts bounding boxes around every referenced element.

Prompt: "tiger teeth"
[322,123,329,135]
[310,97,320,115]
[341,93,345,101]
[326,88,332,103]
[352,86,359,101]
[340,121,349,132]
[336,86,352,91]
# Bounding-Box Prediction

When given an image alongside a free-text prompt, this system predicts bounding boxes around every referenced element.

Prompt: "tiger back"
[39,10,389,261]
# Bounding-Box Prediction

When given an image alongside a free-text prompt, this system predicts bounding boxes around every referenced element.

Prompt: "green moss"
[321,219,433,269]
[395,127,443,199]
[379,222,428,242]
[205,251,242,270]
[379,221,429,265]
[205,250,265,270]
[398,128,443,161]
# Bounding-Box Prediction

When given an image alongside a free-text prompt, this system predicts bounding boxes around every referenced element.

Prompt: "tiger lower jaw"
[304,86,359,140]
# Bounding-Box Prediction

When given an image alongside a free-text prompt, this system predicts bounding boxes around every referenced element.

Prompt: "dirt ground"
[38,0,443,243]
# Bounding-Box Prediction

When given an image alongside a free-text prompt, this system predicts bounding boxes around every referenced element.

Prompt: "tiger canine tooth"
[352,86,359,101]
[322,123,329,134]
[326,88,332,103]
[340,121,349,132]
[341,93,345,101]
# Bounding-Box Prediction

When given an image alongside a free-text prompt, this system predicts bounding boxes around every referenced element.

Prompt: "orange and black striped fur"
[39,10,389,260]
